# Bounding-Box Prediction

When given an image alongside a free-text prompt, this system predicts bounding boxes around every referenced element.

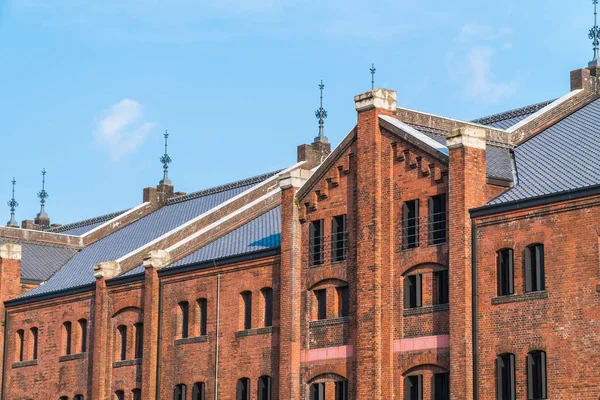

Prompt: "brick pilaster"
[447,127,487,400]
[278,169,310,400]
[0,244,22,392]
[353,89,397,400]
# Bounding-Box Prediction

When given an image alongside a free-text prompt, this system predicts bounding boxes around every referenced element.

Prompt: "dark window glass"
[174,384,187,400]
[434,372,449,400]
[134,322,143,359]
[525,244,545,292]
[241,291,252,330]
[337,286,350,317]
[192,382,205,400]
[310,383,325,400]
[403,200,419,249]
[309,220,324,266]
[497,249,514,296]
[435,270,449,305]
[179,301,189,338]
[332,215,347,262]
[262,289,273,327]
[404,274,422,309]
[117,325,127,361]
[79,319,87,353]
[31,327,38,360]
[497,353,516,400]
[528,351,547,400]
[236,378,250,400]
[198,298,208,336]
[315,289,327,320]
[258,376,271,400]
[132,389,141,400]
[60,397,68,400]
[74,395,84,400]
[64,321,72,356]
[404,375,423,400]
[335,380,348,400]
[429,195,447,244]
[115,390,125,400]
[16,329,24,362]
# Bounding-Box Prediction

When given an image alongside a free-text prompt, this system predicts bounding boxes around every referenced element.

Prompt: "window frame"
[525,244,545,293]
[497,249,514,296]
[315,289,327,320]
[403,199,419,249]
[258,375,272,400]
[404,374,423,400]
[309,219,324,266]
[78,319,87,353]
[198,298,208,336]
[527,350,547,400]
[404,274,422,309]
[434,269,449,305]
[241,291,252,330]
[117,325,127,361]
[496,353,516,400]
[236,378,250,400]
[434,372,449,400]
[30,327,38,360]
[192,382,205,400]
[63,321,72,356]
[134,322,143,359]
[179,301,190,338]
[331,214,347,262]
[429,194,447,245]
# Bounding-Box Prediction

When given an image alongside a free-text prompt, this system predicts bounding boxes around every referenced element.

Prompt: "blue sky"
[0,0,594,225]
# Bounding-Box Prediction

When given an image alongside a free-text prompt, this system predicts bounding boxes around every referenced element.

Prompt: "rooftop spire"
[590,0,600,67]
[314,80,328,143]
[37,168,49,219]
[370,63,376,90]
[159,130,172,185]
[6,178,18,228]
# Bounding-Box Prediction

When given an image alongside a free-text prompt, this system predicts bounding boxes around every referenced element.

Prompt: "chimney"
[297,80,332,169]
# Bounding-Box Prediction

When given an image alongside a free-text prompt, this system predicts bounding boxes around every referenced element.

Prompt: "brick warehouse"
[2,61,600,400]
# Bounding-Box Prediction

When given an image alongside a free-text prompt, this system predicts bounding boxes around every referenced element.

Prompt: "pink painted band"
[301,345,353,362]
[394,335,449,353]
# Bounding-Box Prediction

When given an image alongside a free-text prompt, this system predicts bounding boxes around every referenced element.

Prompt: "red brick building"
[1,65,600,400]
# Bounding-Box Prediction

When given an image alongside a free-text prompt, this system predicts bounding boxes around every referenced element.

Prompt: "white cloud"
[463,46,515,103]
[95,99,156,161]
[456,24,512,43]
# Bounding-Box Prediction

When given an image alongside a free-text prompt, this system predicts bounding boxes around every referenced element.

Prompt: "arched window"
[197,298,207,336]
[335,380,348,400]
[497,249,514,296]
[59,397,68,400]
[179,301,189,338]
[78,319,88,353]
[236,378,250,400]
[525,244,545,292]
[240,292,252,330]
[117,325,127,361]
[258,376,271,400]
[115,391,125,400]
[30,327,38,360]
[192,382,205,400]
[132,388,141,400]
[174,384,187,400]
[527,351,547,400]
[63,321,72,355]
[74,395,84,400]
[16,329,24,362]
[134,322,143,359]
[496,353,515,400]
[261,288,273,327]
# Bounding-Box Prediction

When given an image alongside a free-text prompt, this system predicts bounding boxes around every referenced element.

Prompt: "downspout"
[472,220,479,400]
[214,273,221,400]
[1,309,9,400]
[155,280,163,400]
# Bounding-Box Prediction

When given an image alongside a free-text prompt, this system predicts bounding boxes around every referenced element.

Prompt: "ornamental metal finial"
[370,63,376,90]
[159,130,172,185]
[314,80,329,143]
[590,0,600,67]
[37,168,49,219]
[6,178,18,228]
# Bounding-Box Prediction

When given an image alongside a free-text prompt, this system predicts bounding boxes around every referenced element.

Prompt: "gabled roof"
[472,100,555,130]
[488,97,600,205]
[21,171,281,298]
[46,209,129,236]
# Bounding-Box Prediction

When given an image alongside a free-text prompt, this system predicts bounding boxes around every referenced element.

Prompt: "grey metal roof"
[169,206,281,269]
[472,100,555,129]
[46,210,129,236]
[489,97,600,204]
[0,238,78,282]
[407,124,513,181]
[21,171,280,298]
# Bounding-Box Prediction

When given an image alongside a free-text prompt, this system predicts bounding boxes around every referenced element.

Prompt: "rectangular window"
[337,286,350,317]
[434,372,449,400]
[262,289,273,328]
[242,291,252,330]
[31,327,38,360]
[64,322,72,356]
[434,270,449,305]
[331,215,347,262]
[118,325,127,361]
[404,274,422,309]
[429,195,447,245]
[497,249,514,296]
[198,298,208,335]
[403,200,419,249]
[528,351,547,400]
[404,375,423,400]
[180,301,189,338]
[16,330,24,362]
[335,381,348,400]
[79,319,87,353]
[311,383,325,400]
[135,323,143,359]
[497,353,516,400]
[309,220,324,266]
[525,244,545,292]
[315,289,327,320]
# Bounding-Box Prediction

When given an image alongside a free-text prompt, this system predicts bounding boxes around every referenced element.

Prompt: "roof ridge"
[166,170,283,205]
[472,100,555,126]
[46,209,129,234]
